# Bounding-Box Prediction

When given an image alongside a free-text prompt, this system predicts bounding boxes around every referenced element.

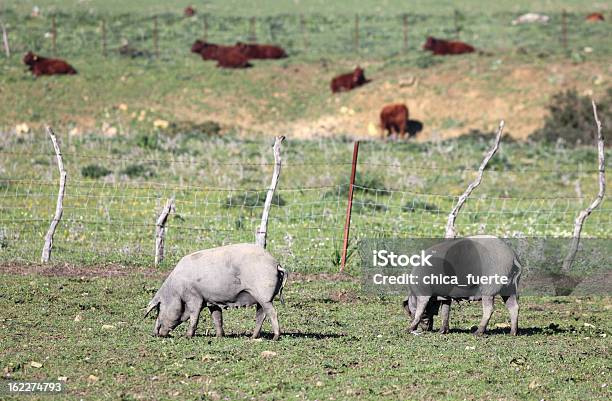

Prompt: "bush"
[81,164,111,179]
[531,88,612,145]
[121,164,156,179]
[223,192,286,208]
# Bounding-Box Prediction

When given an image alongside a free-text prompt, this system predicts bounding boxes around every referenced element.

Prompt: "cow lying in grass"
[330,67,369,93]
[190,40,251,69]
[235,42,287,59]
[23,51,77,76]
[422,37,475,55]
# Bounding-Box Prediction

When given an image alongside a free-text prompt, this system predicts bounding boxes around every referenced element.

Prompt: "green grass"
[0,272,610,400]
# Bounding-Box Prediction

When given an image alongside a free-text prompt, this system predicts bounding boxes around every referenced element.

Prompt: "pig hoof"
[272,334,280,341]
[473,330,485,337]
[439,328,449,334]
[510,330,518,336]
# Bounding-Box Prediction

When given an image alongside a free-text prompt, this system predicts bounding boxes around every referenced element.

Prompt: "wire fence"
[0,134,609,272]
[0,9,610,61]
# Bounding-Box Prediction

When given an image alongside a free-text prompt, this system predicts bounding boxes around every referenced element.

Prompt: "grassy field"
[0,269,610,400]
[0,1,611,400]
[1,132,610,270]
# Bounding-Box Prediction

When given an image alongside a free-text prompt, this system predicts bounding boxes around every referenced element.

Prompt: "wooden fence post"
[203,14,208,41]
[445,121,504,238]
[51,15,57,55]
[561,9,568,51]
[562,101,605,272]
[256,136,285,249]
[41,126,67,263]
[249,16,256,42]
[155,198,175,267]
[402,14,408,52]
[0,20,9,58]
[340,141,360,272]
[101,19,107,57]
[153,15,159,58]
[300,14,308,50]
[353,14,359,52]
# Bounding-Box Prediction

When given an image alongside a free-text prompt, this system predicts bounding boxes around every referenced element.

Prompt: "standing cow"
[380,104,410,140]
[423,37,475,55]
[23,52,77,76]
[330,67,369,93]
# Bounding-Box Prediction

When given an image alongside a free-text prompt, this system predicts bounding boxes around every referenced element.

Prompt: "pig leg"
[261,302,280,340]
[502,295,519,336]
[251,304,266,339]
[185,298,203,338]
[474,295,495,336]
[208,305,225,337]
[408,295,431,332]
[439,300,451,334]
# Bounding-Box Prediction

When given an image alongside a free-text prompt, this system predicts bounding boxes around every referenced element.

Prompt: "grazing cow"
[586,12,604,22]
[330,67,368,93]
[235,42,287,59]
[380,104,410,140]
[423,37,475,55]
[23,52,77,76]
[184,6,196,17]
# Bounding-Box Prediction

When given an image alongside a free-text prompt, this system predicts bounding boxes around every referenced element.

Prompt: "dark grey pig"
[145,243,287,340]
[403,235,521,336]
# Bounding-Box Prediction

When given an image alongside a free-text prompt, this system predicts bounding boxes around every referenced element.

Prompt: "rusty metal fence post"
[340,141,360,272]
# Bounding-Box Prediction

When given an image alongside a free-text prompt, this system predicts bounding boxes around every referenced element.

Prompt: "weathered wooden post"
[51,15,57,55]
[155,198,175,267]
[445,121,504,238]
[300,14,308,50]
[249,16,256,42]
[101,19,107,57]
[353,14,359,52]
[153,15,159,58]
[41,126,67,263]
[562,101,605,272]
[203,14,208,41]
[340,141,360,272]
[0,20,9,58]
[561,9,568,52]
[402,14,408,53]
[256,136,285,249]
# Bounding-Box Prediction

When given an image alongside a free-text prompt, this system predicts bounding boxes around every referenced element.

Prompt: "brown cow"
[190,40,250,68]
[423,37,475,55]
[23,52,77,76]
[586,12,604,22]
[235,42,287,59]
[184,6,196,17]
[214,48,252,69]
[330,67,368,93]
[380,104,409,140]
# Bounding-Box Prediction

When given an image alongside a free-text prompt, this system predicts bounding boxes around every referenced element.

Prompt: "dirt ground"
[259,58,610,140]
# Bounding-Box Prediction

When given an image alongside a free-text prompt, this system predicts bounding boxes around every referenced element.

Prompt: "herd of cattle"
[20,8,607,140]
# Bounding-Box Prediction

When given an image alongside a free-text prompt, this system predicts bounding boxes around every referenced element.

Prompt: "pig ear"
[144,301,160,319]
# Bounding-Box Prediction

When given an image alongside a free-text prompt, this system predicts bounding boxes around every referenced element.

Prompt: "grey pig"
[145,243,288,340]
[403,235,521,336]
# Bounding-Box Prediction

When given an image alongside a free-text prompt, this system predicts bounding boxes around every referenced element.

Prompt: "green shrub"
[81,164,112,179]
[223,192,286,208]
[531,88,612,145]
[121,164,156,178]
